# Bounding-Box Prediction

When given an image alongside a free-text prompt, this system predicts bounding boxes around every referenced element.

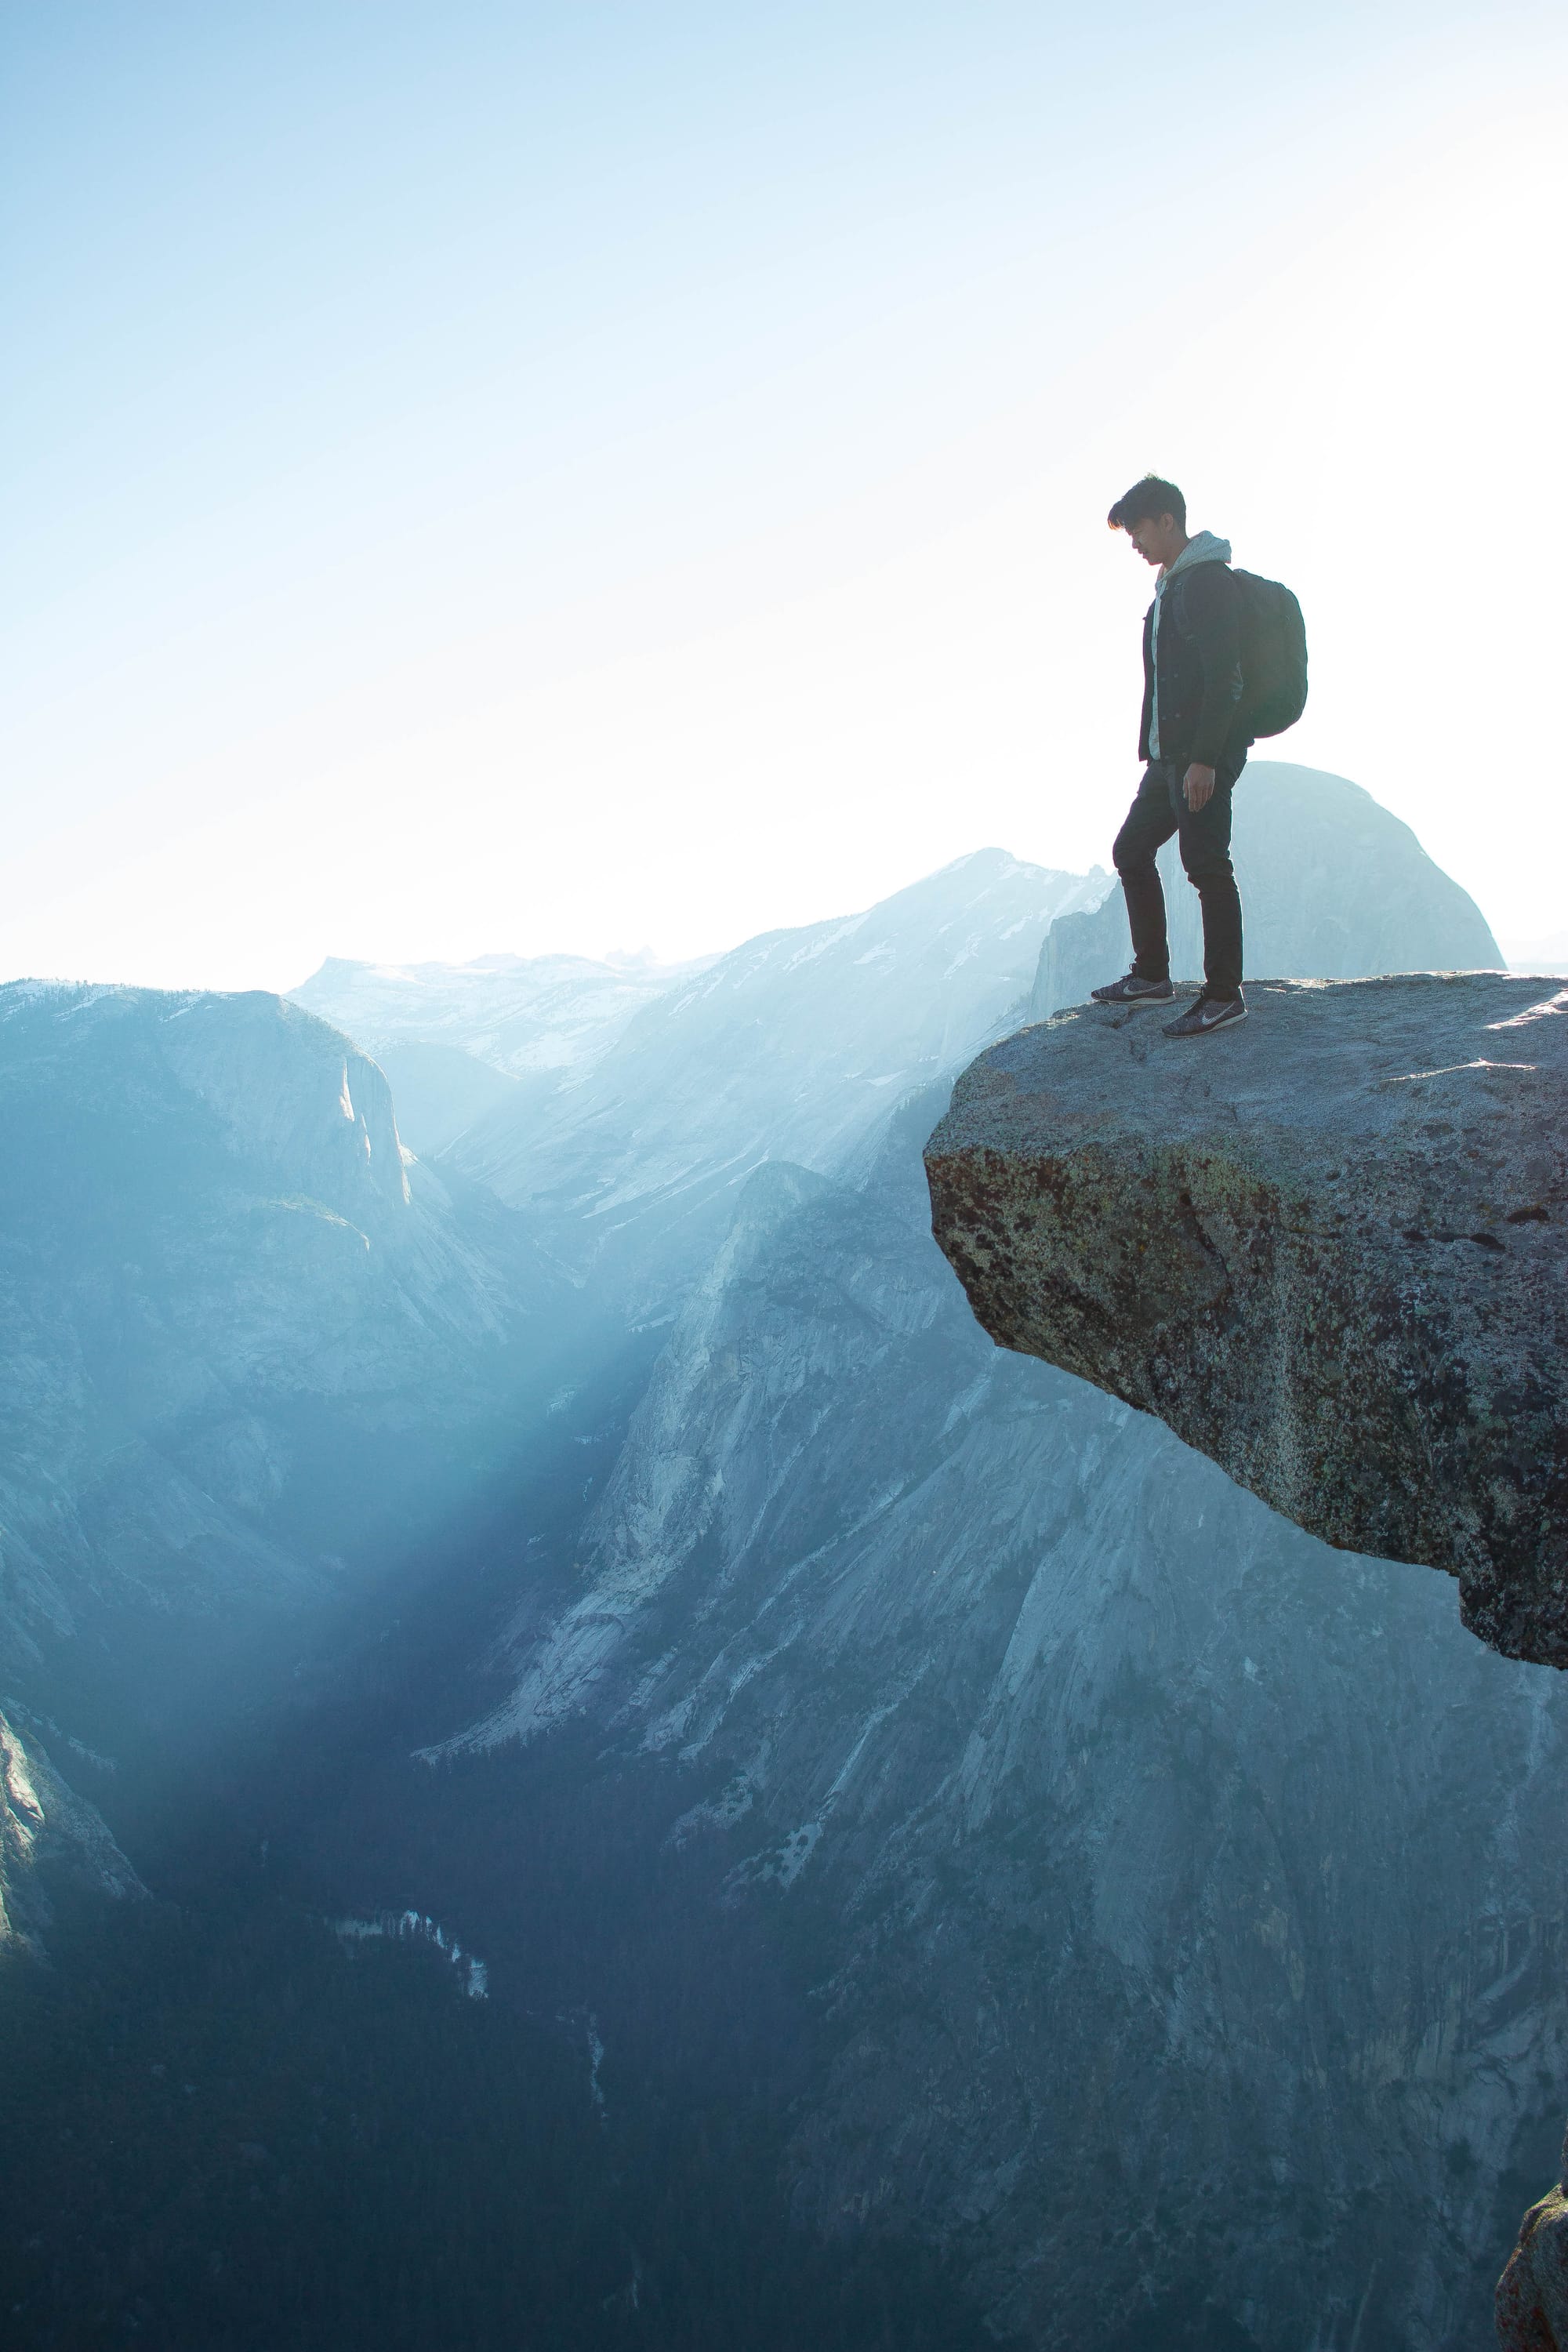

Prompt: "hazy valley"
[3,766,1562,2351]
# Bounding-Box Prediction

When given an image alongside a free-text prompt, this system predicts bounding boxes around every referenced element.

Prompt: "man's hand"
[1183,763,1216,811]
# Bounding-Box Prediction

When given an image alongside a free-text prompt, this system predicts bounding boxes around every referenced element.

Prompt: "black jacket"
[1138,560,1248,769]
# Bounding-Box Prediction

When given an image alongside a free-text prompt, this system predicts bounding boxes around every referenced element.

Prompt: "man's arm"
[1182,566,1244,779]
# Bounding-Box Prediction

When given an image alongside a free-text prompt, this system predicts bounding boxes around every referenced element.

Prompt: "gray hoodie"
[1149,532,1232,760]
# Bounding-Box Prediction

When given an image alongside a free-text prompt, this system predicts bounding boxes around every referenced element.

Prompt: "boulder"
[924,973,1568,1666]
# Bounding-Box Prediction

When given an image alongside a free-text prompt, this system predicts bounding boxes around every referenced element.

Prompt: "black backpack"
[1231,569,1308,737]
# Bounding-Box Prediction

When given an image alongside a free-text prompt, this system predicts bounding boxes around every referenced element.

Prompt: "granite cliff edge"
[925,974,1567,1666]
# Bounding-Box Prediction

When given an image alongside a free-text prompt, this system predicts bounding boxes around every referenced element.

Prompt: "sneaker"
[1162,993,1247,1039]
[1089,972,1174,1004]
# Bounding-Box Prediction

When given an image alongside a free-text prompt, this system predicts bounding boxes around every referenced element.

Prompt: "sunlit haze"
[5,1,1565,989]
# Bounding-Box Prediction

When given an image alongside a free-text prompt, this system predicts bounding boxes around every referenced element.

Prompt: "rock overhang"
[924,974,1568,1666]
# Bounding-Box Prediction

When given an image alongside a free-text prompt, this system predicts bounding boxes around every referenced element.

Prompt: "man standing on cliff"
[1094,474,1250,1036]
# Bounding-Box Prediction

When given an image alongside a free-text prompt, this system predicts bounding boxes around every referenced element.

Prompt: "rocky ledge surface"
[924,974,1567,1668]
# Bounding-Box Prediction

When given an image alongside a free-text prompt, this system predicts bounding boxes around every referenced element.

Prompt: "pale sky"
[5,2,1565,989]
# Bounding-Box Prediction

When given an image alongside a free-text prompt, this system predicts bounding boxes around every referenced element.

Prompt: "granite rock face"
[927,969,1568,2342]
[457,1109,1568,2350]
[924,974,1568,1666]
[0,1707,143,1952]
[0,981,550,1726]
[1500,2161,1568,2350]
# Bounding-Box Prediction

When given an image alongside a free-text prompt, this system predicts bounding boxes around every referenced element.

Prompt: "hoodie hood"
[1156,530,1232,593]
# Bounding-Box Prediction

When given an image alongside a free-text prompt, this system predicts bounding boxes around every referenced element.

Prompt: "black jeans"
[1112,753,1247,1000]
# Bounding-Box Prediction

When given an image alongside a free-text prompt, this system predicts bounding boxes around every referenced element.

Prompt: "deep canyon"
[2,763,1560,2351]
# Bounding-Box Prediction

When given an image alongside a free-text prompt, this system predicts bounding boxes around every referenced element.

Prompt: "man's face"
[1124,513,1183,568]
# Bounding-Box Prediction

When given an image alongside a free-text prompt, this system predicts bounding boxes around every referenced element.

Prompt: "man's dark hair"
[1107,474,1186,532]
